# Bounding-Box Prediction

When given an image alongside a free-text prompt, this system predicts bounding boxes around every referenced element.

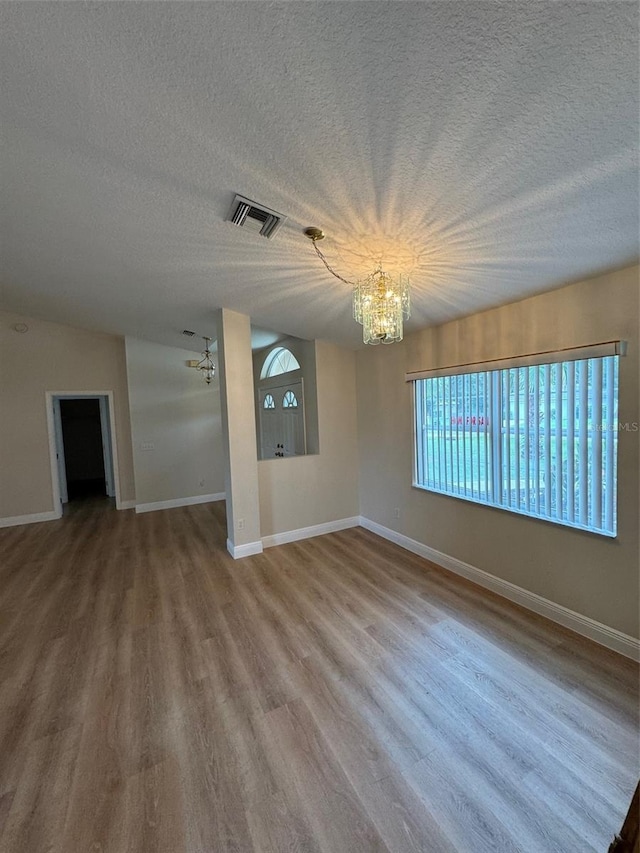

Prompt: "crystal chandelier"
[194,336,216,384]
[304,228,411,345]
[353,266,410,345]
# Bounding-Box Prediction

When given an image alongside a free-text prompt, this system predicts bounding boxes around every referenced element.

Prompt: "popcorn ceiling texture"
[1,2,637,349]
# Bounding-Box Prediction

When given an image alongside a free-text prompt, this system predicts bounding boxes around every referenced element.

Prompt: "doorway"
[258,380,306,459]
[48,393,118,513]
[60,398,109,500]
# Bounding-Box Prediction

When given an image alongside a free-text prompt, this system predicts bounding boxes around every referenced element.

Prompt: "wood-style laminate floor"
[0,500,638,853]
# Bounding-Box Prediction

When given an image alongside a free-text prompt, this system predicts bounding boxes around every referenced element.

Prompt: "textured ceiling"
[1,2,638,351]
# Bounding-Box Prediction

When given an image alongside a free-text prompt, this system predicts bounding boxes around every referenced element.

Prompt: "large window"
[412,351,621,536]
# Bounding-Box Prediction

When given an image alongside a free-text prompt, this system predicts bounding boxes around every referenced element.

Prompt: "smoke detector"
[227,194,286,239]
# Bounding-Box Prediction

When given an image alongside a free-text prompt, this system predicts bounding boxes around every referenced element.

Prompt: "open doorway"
[47,392,119,513]
[59,398,110,500]
[253,338,319,460]
[258,380,306,458]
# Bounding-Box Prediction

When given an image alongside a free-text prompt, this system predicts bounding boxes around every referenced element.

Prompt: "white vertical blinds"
[413,353,620,536]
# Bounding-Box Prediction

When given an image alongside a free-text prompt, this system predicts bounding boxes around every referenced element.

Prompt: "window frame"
[410,346,624,539]
[260,346,301,379]
[282,389,299,409]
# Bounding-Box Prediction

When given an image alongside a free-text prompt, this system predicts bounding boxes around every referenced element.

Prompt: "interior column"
[216,308,262,558]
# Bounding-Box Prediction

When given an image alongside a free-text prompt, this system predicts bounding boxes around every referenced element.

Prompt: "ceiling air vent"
[182,329,196,337]
[227,194,286,239]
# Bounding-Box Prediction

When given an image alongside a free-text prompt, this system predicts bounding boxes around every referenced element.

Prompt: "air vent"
[182,329,196,337]
[227,194,286,240]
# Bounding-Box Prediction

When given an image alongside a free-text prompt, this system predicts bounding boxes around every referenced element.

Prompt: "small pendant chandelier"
[304,228,411,345]
[195,336,216,384]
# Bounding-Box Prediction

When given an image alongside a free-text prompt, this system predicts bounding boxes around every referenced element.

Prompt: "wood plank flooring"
[0,499,637,852]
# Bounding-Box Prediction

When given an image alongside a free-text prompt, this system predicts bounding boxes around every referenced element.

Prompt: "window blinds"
[411,341,625,536]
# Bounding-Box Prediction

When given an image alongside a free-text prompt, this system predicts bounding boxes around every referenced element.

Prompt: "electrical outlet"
[393,507,400,519]
[141,441,155,452]
[237,518,245,530]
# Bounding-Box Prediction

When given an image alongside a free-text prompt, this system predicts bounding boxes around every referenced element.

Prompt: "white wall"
[125,337,225,507]
[356,265,640,639]
[258,340,359,537]
[0,311,136,518]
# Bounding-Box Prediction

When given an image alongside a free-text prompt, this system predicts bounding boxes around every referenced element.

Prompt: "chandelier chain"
[310,239,354,286]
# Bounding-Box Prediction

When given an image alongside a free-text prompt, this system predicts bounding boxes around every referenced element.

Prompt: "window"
[282,390,298,408]
[263,393,276,409]
[412,352,621,536]
[260,346,300,379]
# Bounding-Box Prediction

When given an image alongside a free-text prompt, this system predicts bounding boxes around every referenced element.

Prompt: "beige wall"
[0,311,135,517]
[356,265,640,638]
[259,340,359,537]
[125,337,225,507]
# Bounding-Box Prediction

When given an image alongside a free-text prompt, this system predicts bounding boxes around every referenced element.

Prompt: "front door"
[258,381,306,458]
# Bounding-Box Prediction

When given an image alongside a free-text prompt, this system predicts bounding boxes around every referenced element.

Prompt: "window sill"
[411,482,617,539]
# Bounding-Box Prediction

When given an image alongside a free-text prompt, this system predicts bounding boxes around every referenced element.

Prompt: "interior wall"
[356,265,640,639]
[125,337,225,507]
[258,340,359,537]
[0,310,136,517]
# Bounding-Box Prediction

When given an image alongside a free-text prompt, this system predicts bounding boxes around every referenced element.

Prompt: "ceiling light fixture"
[304,228,410,345]
[187,336,216,385]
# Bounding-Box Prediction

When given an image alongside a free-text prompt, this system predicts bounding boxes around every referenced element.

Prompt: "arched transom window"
[260,346,301,379]
[283,390,298,408]
[263,393,276,409]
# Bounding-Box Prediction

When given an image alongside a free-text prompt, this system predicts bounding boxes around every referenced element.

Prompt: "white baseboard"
[227,538,263,559]
[262,516,360,549]
[359,516,640,662]
[117,500,136,511]
[0,509,61,528]
[135,492,225,514]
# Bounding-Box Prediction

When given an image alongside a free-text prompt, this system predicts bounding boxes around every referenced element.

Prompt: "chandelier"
[304,228,410,345]
[191,336,216,384]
